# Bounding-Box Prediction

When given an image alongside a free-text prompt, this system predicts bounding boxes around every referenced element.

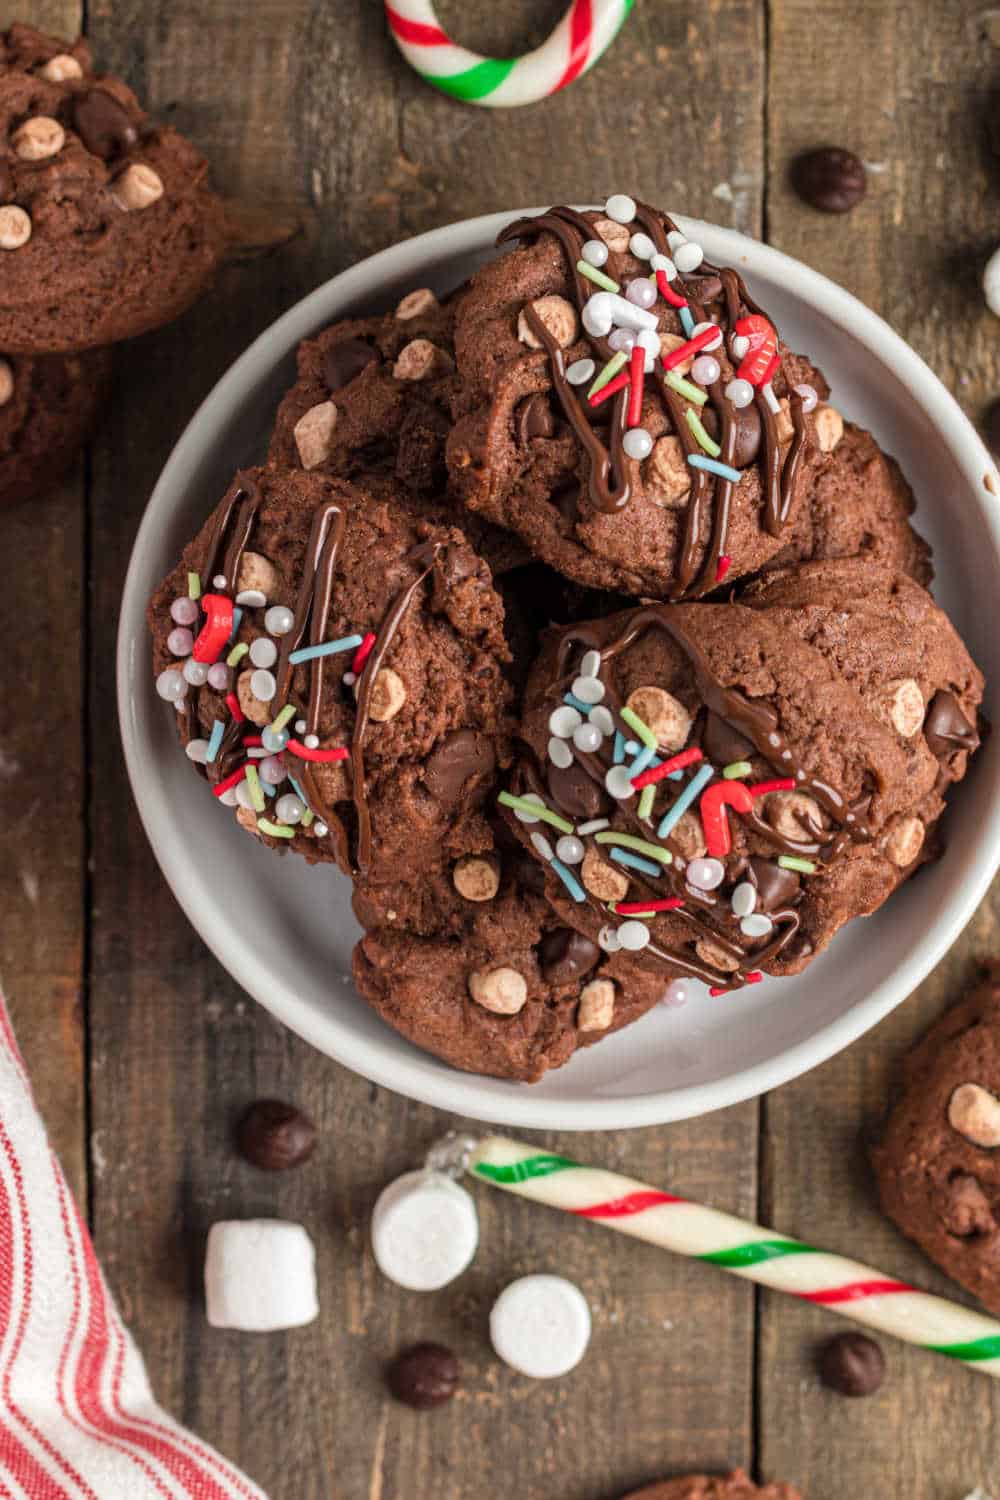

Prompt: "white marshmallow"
[489,1274,592,1378]
[371,1169,479,1291]
[205,1219,318,1331]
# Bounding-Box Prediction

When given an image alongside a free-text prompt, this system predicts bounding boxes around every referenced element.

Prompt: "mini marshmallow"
[204,1219,318,1331]
[371,1169,479,1291]
[490,1274,591,1379]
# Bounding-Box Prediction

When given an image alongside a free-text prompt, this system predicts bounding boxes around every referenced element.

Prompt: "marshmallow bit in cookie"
[948,1082,1000,1149]
[293,400,338,469]
[38,53,84,82]
[394,287,438,320]
[452,854,500,902]
[517,295,578,350]
[112,163,164,212]
[0,359,13,407]
[12,116,65,161]
[0,206,32,251]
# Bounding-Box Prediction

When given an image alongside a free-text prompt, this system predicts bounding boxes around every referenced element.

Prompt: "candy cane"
[468,1136,1000,1377]
[384,0,634,108]
[733,314,779,387]
[698,780,754,858]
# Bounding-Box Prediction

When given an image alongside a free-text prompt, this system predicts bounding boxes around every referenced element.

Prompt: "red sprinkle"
[211,766,246,798]
[627,344,645,427]
[191,594,235,664]
[709,986,729,998]
[699,779,754,858]
[615,898,685,914]
[660,326,719,371]
[588,370,631,408]
[351,632,376,674]
[286,740,349,763]
[715,555,732,584]
[242,734,262,748]
[711,970,763,997]
[751,778,796,797]
[655,268,688,309]
[225,691,245,723]
[745,971,763,984]
[631,747,703,789]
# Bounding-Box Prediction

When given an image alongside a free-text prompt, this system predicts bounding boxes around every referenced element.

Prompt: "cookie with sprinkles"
[501,560,982,994]
[147,466,512,883]
[446,195,928,599]
[0,348,111,506]
[0,22,224,352]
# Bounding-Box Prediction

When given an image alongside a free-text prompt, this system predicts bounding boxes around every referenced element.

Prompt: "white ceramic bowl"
[118,210,1000,1130]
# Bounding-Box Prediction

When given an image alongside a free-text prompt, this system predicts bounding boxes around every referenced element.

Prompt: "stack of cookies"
[0,23,224,505]
[149,192,985,1083]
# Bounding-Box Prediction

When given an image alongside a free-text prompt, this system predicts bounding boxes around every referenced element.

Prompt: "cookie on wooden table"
[0,347,111,505]
[0,22,224,353]
[621,1472,801,1500]
[873,961,1000,1314]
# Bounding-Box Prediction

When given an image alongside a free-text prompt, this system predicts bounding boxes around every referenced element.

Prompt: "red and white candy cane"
[469,1136,1000,1378]
[699,780,754,859]
[384,0,634,108]
[733,313,779,387]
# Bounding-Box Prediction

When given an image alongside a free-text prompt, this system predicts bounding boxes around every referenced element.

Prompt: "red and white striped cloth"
[0,995,269,1499]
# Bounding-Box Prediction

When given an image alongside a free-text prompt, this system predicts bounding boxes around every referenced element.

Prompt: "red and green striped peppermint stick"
[469,1136,1000,1377]
[384,0,634,108]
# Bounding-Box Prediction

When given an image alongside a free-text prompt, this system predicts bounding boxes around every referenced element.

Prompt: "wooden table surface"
[3,2,1000,1496]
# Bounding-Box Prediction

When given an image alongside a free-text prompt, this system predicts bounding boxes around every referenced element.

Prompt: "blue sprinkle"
[613,731,626,765]
[289,633,364,667]
[610,848,663,878]
[288,773,310,809]
[261,778,276,798]
[563,691,592,715]
[227,607,243,644]
[678,305,695,338]
[657,763,714,841]
[205,720,225,764]
[688,454,743,485]
[550,858,587,903]
[630,743,657,778]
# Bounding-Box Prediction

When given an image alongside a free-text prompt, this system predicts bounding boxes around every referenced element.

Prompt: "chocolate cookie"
[872,962,1000,1314]
[0,347,111,505]
[0,22,224,352]
[148,466,511,883]
[501,560,982,994]
[446,196,918,600]
[621,1472,801,1500]
[267,294,528,577]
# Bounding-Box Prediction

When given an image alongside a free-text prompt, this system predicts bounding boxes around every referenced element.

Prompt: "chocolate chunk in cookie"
[0,348,111,505]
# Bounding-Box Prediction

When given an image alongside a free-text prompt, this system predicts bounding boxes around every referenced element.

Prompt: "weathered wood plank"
[0,0,87,1204]
[84,1,766,1495]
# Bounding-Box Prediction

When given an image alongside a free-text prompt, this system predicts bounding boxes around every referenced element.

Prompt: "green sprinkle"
[638,783,656,822]
[664,370,707,406]
[227,641,249,667]
[620,705,657,750]
[588,350,629,398]
[723,760,753,779]
[497,791,573,836]
[269,703,296,734]
[244,765,265,813]
[778,855,816,874]
[686,407,722,457]
[187,571,201,599]
[594,831,672,865]
[258,817,295,839]
[576,258,620,294]
[301,808,315,828]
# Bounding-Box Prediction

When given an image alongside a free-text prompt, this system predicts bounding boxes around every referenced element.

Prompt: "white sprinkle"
[555,836,584,865]
[573,722,603,754]
[513,793,545,825]
[250,669,277,703]
[212,574,227,589]
[580,650,602,678]
[731,881,757,917]
[605,765,636,800]
[598,924,621,953]
[762,382,781,415]
[674,241,704,273]
[531,832,554,861]
[314,822,329,837]
[605,193,637,224]
[185,738,209,763]
[304,734,319,749]
[623,428,653,461]
[577,818,610,836]
[589,706,615,737]
[549,705,583,738]
[581,238,609,267]
[629,231,655,260]
[618,920,650,952]
[740,913,774,939]
[572,675,605,705]
[249,637,277,669]
[687,857,726,892]
[566,357,596,386]
[548,736,574,769]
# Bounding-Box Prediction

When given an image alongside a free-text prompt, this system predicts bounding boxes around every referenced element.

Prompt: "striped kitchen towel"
[0,995,268,1499]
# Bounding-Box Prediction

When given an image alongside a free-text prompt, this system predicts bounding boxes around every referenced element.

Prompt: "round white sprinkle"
[572,674,605,705]
[548,736,574,769]
[589,706,615,737]
[598,924,621,953]
[531,831,554,861]
[629,230,656,260]
[740,913,774,939]
[170,597,199,626]
[555,835,584,865]
[235,589,267,609]
[295,718,307,734]
[687,857,726,891]
[275,794,305,825]
[212,574,227,589]
[731,334,750,360]
[490,1274,591,1379]
[182,658,210,687]
[618,920,651,952]
[650,253,676,277]
[674,241,704,273]
[167,627,193,657]
[581,237,609,267]
[662,979,691,1008]
[314,822,329,837]
[549,705,583,738]
[566,357,596,386]
[207,663,230,691]
[249,637,277,669]
[623,428,653,461]
[605,765,636,800]
[304,734,319,749]
[691,320,723,351]
[250,669,277,702]
[265,605,294,636]
[608,327,635,354]
[156,669,187,702]
[371,1170,479,1292]
[794,382,819,414]
[731,881,758,918]
[605,193,637,224]
[513,793,544,825]
[666,229,687,252]
[725,378,754,410]
[218,787,239,807]
[580,649,602,678]
[259,756,286,785]
[185,738,209,763]
[578,818,610,836]
[342,671,356,687]
[573,722,603,754]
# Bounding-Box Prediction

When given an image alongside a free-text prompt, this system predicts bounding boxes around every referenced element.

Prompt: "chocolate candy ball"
[236,1099,317,1171]
[791,147,867,213]
[386,1343,460,1409]
[817,1331,885,1396]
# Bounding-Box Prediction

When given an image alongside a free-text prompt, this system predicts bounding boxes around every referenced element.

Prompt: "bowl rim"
[118,207,1000,1130]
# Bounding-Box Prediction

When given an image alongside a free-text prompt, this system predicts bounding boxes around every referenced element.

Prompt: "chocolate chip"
[236,1099,317,1171]
[681,273,723,304]
[923,690,979,760]
[730,400,763,467]
[72,89,138,160]
[791,147,867,214]
[323,337,378,394]
[701,710,756,767]
[817,1332,885,1397]
[515,393,555,445]
[748,856,800,913]
[547,762,610,820]
[424,730,495,803]
[539,928,600,986]
[386,1343,460,1409]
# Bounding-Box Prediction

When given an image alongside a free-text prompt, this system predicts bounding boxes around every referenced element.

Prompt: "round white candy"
[275,794,304,825]
[589,705,615,737]
[794,382,819,414]
[572,675,605,705]
[605,193,637,224]
[555,835,584,865]
[185,738,209,763]
[207,662,230,691]
[725,378,754,410]
[265,605,294,636]
[629,230,656,260]
[625,277,657,311]
[618,920,651,952]
[566,358,596,386]
[740,913,774,939]
[304,733,319,749]
[182,658,209,687]
[623,428,653,461]
[581,237,609,267]
[580,649,602,679]
[691,320,723,351]
[598,924,621,953]
[250,669,277,702]
[371,1170,479,1292]
[212,574,227,589]
[605,765,636,800]
[650,253,676,277]
[295,718,307,733]
[548,736,574,769]
[663,979,691,1008]
[549,705,583,738]
[731,881,757,917]
[573,721,603,754]
[691,355,721,387]
[235,589,267,609]
[170,596,199,625]
[249,637,278,669]
[490,1274,591,1379]
[513,793,544,824]
[314,822,328,837]
[531,831,554,861]
[687,857,726,892]
[259,755,286,786]
[608,327,635,353]
[167,627,193,657]
[730,334,750,360]
[674,241,704,273]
